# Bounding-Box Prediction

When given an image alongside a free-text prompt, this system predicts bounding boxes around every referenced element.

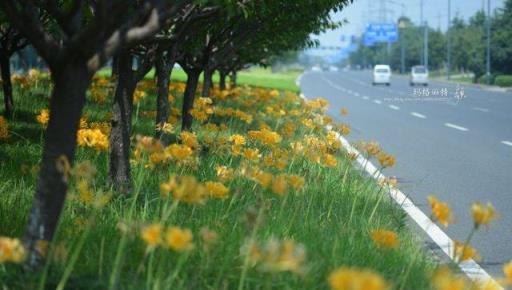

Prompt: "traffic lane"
[301,71,512,276]
[344,70,512,121]
[322,71,512,148]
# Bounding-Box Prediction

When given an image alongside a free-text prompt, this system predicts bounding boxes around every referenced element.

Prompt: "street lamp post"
[447,0,451,80]
[399,19,406,74]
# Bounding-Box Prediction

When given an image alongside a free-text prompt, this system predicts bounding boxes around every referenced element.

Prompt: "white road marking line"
[353,92,360,97]
[299,89,504,288]
[445,123,469,132]
[362,96,370,100]
[502,141,512,147]
[388,105,400,110]
[373,100,382,104]
[410,112,426,119]
[473,107,490,113]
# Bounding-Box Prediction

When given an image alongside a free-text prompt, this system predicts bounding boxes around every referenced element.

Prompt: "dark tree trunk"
[181,69,201,131]
[0,54,14,118]
[111,55,119,80]
[155,50,174,141]
[219,70,227,90]
[230,71,237,88]
[109,51,135,195]
[202,68,213,98]
[24,61,91,267]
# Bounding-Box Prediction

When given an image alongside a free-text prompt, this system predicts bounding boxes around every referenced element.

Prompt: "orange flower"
[427,196,454,227]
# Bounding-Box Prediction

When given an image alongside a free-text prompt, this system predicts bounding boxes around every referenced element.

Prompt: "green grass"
[98,67,302,92]
[0,71,436,289]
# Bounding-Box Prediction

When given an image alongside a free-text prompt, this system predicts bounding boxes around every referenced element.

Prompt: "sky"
[309,0,505,55]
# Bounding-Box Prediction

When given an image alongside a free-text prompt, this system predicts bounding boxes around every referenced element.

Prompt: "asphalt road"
[300,70,512,277]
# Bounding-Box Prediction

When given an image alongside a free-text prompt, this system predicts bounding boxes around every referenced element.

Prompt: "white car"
[410,66,429,86]
[311,65,322,72]
[329,65,339,72]
[373,65,391,86]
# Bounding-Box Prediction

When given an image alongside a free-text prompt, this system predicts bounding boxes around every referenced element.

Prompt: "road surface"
[300,70,512,277]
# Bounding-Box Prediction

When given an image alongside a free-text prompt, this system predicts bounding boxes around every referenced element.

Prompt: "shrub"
[477,74,494,85]
[494,75,512,87]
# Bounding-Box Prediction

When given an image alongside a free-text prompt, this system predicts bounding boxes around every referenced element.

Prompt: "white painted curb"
[297,85,501,287]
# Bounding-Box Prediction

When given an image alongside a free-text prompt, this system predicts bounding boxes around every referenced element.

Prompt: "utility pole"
[486,0,491,84]
[447,0,451,80]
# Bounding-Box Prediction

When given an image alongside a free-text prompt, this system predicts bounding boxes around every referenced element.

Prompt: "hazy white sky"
[310,0,505,54]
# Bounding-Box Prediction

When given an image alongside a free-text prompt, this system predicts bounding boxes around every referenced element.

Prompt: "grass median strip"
[0,68,484,289]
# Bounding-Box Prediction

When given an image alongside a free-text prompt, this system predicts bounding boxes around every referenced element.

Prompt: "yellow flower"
[378,177,398,188]
[248,129,282,146]
[269,90,280,98]
[471,202,496,227]
[251,169,272,188]
[338,123,351,136]
[281,122,296,137]
[323,154,338,168]
[503,260,512,285]
[453,240,480,262]
[302,118,315,129]
[36,109,50,127]
[427,196,454,227]
[166,144,193,161]
[216,166,234,182]
[432,267,467,290]
[230,134,246,146]
[205,181,229,199]
[79,116,88,128]
[243,148,261,162]
[328,267,388,290]
[371,229,399,249]
[165,227,193,252]
[377,152,396,168]
[0,237,26,263]
[160,175,208,204]
[133,89,147,104]
[364,141,381,156]
[156,122,174,134]
[0,116,9,140]
[140,224,163,247]
[180,131,199,149]
[77,128,109,151]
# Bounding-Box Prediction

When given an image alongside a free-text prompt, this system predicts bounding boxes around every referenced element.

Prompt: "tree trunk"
[0,54,14,119]
[155,51,174,141]
[230,71,237,88]
[109,51,135,195]
[111,55,119,80]
[24,61,91,267]
[202,68,213,98]
[219,70,227,90]
[181,69,201,131]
